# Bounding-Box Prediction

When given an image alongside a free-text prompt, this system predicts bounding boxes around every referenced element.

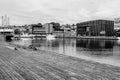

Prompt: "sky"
[0,0,120,25]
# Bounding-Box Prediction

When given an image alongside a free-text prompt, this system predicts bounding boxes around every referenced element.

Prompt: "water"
[13,38,120,67]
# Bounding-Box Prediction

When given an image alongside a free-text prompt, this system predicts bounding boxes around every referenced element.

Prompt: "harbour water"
[13,38,120,67]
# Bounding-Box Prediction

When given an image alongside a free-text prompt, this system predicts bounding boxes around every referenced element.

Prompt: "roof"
[77,19,114,25]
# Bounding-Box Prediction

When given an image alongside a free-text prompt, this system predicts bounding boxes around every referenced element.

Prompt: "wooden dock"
[0,42,120,80]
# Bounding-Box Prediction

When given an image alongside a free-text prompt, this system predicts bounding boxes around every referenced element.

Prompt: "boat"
[46,34,56,40]
[117,37,120,40]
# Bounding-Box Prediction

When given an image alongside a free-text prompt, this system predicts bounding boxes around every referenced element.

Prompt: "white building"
[0,27,14,34]
[43,23,53,34]
[114,18,120,30]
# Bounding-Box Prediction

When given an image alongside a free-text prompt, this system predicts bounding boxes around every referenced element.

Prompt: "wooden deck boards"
[0,43,120,80]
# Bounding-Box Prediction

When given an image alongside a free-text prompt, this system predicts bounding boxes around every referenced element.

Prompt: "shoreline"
[14,35,119,40]
[55,36,118,40]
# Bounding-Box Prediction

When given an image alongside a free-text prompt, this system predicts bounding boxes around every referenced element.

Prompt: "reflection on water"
[76,39,114,56]
[13,38,120,67]
[76,39,114,50]
[32,39,59,47]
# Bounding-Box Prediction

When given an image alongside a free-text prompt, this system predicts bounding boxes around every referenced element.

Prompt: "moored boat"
[46,34,56,40]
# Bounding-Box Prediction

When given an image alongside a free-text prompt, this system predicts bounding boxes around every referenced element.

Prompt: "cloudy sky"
[0,0,120,25]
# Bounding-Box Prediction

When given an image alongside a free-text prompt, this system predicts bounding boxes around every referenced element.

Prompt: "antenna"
[8,17,9,26]
[2,16,3,27]
[2,15,10,27]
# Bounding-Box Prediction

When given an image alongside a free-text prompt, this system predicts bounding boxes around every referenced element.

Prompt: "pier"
[0,41,119,80]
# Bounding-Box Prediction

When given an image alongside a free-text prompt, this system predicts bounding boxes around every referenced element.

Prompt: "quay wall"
[53,32,118,40]
[53,31,76,38]
[76,36,118,40]
[55,36,118,40]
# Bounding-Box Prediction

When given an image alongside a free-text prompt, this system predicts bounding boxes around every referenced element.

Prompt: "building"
[76,19,114,36]
[0,27,14,34]
[2,15,10,27]
[43,23,53,34]
[114,18,120,30]
[32,23,46,37]
[0,15,13,34]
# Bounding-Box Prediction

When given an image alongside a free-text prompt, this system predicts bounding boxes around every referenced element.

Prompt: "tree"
[50,22,61,31]
[14,29,21,35]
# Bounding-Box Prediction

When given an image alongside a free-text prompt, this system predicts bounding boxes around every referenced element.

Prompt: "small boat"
[117,37,120,40]
[46,34,56,40]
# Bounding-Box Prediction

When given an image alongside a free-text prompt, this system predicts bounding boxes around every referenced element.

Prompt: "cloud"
[95,0,120,18]
[0,0,120,25]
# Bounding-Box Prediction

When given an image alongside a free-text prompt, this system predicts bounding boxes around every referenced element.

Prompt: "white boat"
[46,34,56,40]
[117,37,120,40]
[20,33,35,38]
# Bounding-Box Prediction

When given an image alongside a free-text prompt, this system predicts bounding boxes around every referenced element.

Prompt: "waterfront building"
[76,19,114,36]
[0,27,14,34]
[114,18,120,31]
[32,23,46,37]
[43,23,53,34]
[0,15,13,34]
[2,15,10,27]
